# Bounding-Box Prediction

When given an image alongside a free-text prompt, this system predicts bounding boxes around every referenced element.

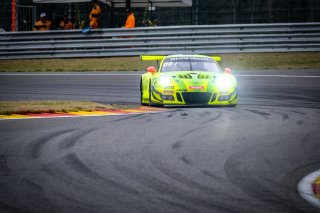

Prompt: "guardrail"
[1,22,320,59]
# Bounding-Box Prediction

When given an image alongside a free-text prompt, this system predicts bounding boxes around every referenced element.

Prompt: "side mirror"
[224,68,232,74]
[147,66,156,74]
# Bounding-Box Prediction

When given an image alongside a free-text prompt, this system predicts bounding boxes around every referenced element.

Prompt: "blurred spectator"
[33,13,51,31]
[143,18,158,27]
[80,20,85,29]
[124,9,135,28]
[89,0,101,29]
[51,16,63,30]
[59,15,74,30]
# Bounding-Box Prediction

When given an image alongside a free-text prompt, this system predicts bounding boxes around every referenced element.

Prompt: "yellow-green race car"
[140,54,238,107]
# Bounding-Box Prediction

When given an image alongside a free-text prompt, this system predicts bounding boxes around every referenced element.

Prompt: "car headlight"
[159,76,171,86]
[216,76,233,90]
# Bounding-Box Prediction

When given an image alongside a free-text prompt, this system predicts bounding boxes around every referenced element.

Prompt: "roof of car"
[165,54,211,59]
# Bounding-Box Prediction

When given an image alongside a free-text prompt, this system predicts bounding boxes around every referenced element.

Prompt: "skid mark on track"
[179,156,191,165]
[62,153,100,179]
[242,109,270,119]
[62,153,139,195]
[150,158,216,195]
[149,156,244,206]
[158,197,196,213]
[201,170,230,184]
[21,179,43,191]
[288,110,306,116]
[58,127,100,150]
[166,113,175,118]
[26,129,76,159]
[172,141,182,150]
[41,161,67,178]
[237,107,307,123]
[53,192,105,212]
[111,113,146,122]
[0,154,10,176]
[201,113,221,125]
[0,201,32,213]
[297,120,304,125]
[199,111,212,117]
[115,164,242,213]
[132,113,155,121]
[180,112,188,117]
[179,112,222,137]
[224,152,313,213]
[184,126,204,136]
[282,114,289,121]
[302,132,316,142]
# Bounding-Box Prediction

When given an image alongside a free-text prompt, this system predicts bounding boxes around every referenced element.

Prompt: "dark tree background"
[1,0,319,31]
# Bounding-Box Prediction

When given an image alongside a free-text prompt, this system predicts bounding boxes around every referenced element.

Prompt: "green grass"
[0,57,154,72]
[0,101,138,115]
[220,52,320,70]
[0,52,320,72]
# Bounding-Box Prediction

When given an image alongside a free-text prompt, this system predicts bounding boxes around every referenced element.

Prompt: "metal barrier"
[1,22,320,59]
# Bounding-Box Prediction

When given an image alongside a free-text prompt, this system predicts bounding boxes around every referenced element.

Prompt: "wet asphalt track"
[0,70,320,213]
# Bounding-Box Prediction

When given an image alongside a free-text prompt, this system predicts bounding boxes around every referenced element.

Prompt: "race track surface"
[0,70,320,213]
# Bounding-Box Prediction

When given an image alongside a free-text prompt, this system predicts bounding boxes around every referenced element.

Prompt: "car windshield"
[161,57,220,73]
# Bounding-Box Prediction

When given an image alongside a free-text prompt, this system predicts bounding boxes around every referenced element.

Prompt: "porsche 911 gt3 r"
[140,54,238,106]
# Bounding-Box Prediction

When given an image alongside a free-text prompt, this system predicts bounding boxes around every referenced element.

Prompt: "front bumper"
[151,89,238,106]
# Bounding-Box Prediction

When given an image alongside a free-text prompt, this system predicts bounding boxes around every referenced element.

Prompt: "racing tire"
[148,80,163,107]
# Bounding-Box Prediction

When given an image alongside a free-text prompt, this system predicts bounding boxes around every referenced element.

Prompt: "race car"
[140,54,238,106]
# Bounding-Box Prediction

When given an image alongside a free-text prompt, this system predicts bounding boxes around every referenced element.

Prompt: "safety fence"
[0,22,320,59]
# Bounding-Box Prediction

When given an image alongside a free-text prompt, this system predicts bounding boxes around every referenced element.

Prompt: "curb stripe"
[0,107,166,120]
[298,169,320,208]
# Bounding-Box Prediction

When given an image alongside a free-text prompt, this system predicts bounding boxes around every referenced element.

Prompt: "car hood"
[153,71,237,93]
[163,71,220,80]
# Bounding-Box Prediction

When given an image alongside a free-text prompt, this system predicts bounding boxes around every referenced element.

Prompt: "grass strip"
[0,57,154,72]
[220,52,320,70]
[0,101,138,115]
[0,52,320,72]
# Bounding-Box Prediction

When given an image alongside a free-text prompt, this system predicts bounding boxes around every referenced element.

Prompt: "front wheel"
[148,80,163,107]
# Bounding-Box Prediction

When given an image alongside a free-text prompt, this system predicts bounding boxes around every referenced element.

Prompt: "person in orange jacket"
[89,0,101,29]
[59,15,74,30]
[33,13,51,31]
[124,9,135,28]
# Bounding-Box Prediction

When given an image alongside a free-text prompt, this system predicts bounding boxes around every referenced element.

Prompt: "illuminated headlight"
[216,76,233,90]
[159,76,171,86]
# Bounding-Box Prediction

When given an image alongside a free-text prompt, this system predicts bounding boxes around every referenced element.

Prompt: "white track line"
[0,73,142,76]
[1,73,320,78]
[236,74,320,78]
[298,169,320,208]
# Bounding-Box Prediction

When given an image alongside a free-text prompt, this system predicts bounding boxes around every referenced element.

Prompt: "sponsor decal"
[189,85,204,90]
[219,91,229,95]
[312,176,320,198]
[163,90,174,95]
[166,57,212,62]
[164,86,175,89]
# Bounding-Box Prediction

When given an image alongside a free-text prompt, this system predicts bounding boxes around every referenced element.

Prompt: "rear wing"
[141,55,222,63]
[211,56,222,63]
[140,55,166,61]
